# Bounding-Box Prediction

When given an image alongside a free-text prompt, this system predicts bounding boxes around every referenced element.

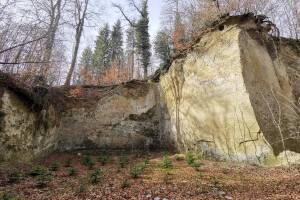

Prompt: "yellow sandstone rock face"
[0,90,58,162]
[0,82,163,162]
[160,23,300,165]
[1,15,300,165]
[56,83,160,152]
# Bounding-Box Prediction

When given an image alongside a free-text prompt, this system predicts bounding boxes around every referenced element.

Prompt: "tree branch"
[112,3,136,27]
[0,35,47,55]
[0,60,62,65]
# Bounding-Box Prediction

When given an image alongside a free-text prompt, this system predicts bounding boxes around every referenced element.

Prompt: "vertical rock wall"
[1,15,300,165]
[160,20,300,164]
[55,83,162,151]
[0,90,58,162]
[0,82,163,162]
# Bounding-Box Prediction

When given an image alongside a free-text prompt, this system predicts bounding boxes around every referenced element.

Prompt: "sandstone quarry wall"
[159,16,300,165]
[0,81,164,162]
[0,89,58,161]
[1,15,300,165]
[55,82,161,152]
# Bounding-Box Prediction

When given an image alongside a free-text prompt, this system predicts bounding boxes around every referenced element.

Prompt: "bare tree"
[160,0,300,40]
[65,0,90,86]
[29,0,65,76]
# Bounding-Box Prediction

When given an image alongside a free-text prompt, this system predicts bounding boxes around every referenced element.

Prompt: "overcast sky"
[80,0,163,50]
[54,0,164,76]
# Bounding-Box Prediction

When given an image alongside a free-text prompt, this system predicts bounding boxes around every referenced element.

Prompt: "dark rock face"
[0,81,165,162]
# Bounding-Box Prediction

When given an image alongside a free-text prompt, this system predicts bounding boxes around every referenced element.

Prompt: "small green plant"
[50,161,60,171]
[130,161,148,179]
[129,167,141,179]
[89,169,103,184]
[64,158,72,167]
[144,159,150,165]
[98,154,110,165]
[8,171,22,183]
[78,184,86,194]
[162,155,173,169]
[83,156,95,169]
[192,163,202,171]
[186,151,196,165]
[121,179,130,189]
[68,167,78,176]
[119,154,129,168]
[77,179,88,194]
[0,192,17,200]
[29,165,47,177]
[35,173,53,188]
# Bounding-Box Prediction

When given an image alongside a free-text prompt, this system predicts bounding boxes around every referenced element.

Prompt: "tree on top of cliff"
[154,31,172,69]
[135,0,151,79]
[78,46,93,85]
[111,20,124,65]
[93,23,111,73]
[113,0,151,80]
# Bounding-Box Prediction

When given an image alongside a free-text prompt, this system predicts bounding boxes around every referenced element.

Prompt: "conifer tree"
[93,23,111,73]
[135,0,151,78]
[79,46,93,84]
[154,31,172,68]
[80,47,93,71]
[113,0,151,79]
[111,20,124,63]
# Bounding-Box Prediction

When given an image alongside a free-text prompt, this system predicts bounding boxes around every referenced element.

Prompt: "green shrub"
[8,171,22,183]
[191,162,203,171]
[186,152,196,165]
[68,168,78,176]
[98,154,110,165]
[119,154,129,168]
[64,158,72,167]
[78,183,87,193]
[121,179,130,189]
[29,165,47,177]
[144,159,150,165]
[0,192,17,200]
[35,174,53,188]
[77,179,88,194]
[89,169,103,184]
[83,156,95,169]
[49,161,60,171]
[130,161,147,179]
[162,155,173,169]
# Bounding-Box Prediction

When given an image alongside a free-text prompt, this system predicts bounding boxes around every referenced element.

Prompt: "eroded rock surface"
[1,14,300,165]
[160,14,300,164]
[0,80,164,162]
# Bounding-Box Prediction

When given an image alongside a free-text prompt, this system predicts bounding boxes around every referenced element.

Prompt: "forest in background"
[0,0,299,86]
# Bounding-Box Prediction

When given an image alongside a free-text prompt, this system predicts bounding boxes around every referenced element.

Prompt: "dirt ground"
[0,151,300,200]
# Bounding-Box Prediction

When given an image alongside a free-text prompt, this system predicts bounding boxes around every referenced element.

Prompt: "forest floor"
[0,151,300,200]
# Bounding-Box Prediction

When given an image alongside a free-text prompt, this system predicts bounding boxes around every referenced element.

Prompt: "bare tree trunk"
[65,27,82,86]
[41,0,62,76]
[65,0,89,86]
